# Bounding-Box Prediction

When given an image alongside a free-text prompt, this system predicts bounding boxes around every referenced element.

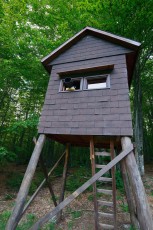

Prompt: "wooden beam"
[121,137,153,230]
[21,151,65,218]
[110,140,117,229]
[90,136,99,230]
[40,155,57,207]
[57,143,70,220]
[6,134,46,230]
[30,144,133,230]
[120,159,139,229]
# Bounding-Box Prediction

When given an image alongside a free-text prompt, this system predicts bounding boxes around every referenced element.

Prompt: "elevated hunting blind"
[7,27,153,230]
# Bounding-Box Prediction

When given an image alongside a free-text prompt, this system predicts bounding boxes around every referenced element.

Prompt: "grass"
[0,211,36,230]
[66,166,92,192]
[71,210,82,219]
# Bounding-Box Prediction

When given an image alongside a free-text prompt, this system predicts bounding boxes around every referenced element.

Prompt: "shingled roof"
[42,27,141,83]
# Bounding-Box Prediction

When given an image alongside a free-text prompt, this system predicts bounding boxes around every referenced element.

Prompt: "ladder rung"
[95,151,111,157]
[97,200,113,207]
[96,164,105,168]
[98,212,114,218]
[99,223,114,229]
[98,177,112,182]
[97,189,112,195]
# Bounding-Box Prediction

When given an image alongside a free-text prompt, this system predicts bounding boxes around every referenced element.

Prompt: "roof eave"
[41,26,141,73]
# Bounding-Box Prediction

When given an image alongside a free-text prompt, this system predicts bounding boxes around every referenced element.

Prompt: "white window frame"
[83,74,110,90]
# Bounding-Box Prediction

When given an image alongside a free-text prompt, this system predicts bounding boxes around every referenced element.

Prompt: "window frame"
[59,77,83,92]
[83,74,110,91]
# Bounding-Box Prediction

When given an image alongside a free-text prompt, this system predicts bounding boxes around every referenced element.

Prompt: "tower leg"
[57,143,70,220]
[121,137,153,230]
[6,134,46,230]
[40,155,57,207]
[121,159,139,229]
[90,136,99,230]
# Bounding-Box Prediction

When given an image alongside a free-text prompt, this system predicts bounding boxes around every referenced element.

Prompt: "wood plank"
[97,177,112,182]
[121,137,153,230]
[90,136,99,230]
[120,158,139,229]
[95,151,111,156]
[98,212,114,218]
[30,144,133,230]
[6,134,46,230]
[97,200,113,207]
[96,164,106,168]
[110,140,117,229]
[57,144,69,220]
[97,189,112,195]
[99,223,114,229]
[40,155,57,207]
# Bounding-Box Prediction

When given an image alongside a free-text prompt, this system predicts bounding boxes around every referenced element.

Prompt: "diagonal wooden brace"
[30,144,134,229]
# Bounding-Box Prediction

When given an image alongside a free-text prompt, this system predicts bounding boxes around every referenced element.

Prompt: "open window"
[59,77,83,92]
[84,75,110,90]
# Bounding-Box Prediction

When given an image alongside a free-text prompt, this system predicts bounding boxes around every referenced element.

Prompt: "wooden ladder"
[90,138,117,229]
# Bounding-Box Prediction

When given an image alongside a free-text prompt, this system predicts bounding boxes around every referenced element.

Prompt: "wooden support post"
[90,136,99,230]
[40,155,57,207]
[6,134,46,230]
[121,159,139,229]
[121,137,153,230]
[21,151,65,218]
[58,143,70,220]
[110,140,117,229]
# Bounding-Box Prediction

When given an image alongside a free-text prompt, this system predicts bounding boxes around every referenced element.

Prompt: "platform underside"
[47,134,123,148]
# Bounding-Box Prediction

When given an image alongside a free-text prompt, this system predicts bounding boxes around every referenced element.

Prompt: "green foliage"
[0,211,36,230]
[0,210,11,229]
[17,213,36,230]
[66,166,92,192]
[0,0,152,165]
[120,203,129,213]
[6,171,44,195]
[4,193,16,200]
[0,147,16,167]
[115,170,124,193]
[71,210,82,219]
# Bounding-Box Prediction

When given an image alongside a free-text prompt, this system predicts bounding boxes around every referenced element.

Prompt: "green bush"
[6,171,44,195]
[0,147,16,167]
[66,166,92,192]
[115,170,124,193]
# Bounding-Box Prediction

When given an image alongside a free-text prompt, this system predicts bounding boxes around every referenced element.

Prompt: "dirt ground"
[0,163,153,229]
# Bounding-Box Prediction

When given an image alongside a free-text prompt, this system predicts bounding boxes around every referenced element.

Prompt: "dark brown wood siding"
[38,53,133,136]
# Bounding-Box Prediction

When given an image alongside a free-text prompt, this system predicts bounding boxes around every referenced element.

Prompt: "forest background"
[0,0,153,172]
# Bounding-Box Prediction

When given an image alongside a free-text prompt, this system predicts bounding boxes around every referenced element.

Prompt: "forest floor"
[0,163,153,230]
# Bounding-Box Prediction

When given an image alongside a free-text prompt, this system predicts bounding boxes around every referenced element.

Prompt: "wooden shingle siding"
[38,49,133,136]
[50,35,132,65]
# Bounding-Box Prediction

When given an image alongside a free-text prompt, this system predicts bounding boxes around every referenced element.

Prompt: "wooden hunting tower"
[38,27,137,146]
[7,27,153,230]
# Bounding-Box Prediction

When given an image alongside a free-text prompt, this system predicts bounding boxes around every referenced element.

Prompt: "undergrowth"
[6,171,44,195]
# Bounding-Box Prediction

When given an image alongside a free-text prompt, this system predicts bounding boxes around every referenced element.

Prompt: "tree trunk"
[133,63,144,175]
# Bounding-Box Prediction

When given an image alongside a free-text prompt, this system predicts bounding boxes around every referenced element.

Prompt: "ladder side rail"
[110,140,117,229]
[90,136,99,230]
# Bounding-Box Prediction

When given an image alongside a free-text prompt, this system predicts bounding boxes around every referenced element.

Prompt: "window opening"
[59,77,83,92]
[84,75,110,90]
